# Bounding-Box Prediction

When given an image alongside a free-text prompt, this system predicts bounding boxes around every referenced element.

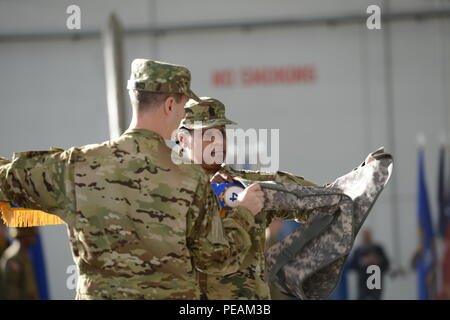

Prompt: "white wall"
[0,0,449,299]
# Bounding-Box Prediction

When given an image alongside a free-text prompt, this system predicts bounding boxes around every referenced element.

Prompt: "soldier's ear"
[177,131,184,144]
[177,130,190,148]
[162,96,175,115]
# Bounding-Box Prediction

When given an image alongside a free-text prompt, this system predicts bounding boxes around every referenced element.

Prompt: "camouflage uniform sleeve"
[187,175,254,276]
[0,158,10,201]
[0,148,76,224]
[226,167,334,224]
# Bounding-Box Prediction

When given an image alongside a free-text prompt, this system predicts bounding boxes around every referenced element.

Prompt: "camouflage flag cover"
[242,147,393,300]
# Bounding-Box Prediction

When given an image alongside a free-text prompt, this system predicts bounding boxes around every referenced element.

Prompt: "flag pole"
[102,13,126,140]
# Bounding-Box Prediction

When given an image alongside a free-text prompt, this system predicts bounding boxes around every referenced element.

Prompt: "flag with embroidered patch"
[211,183,244,217]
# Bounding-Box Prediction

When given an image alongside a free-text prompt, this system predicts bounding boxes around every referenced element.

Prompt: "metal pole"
[148,0,159,59]
[102,13,126,140]
[382,0,403,272]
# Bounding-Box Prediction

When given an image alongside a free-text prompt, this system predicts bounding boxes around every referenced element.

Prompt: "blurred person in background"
[348,229,390,300]
[0,222,8,258]
[0,227,39,300]
[0,222,9,299]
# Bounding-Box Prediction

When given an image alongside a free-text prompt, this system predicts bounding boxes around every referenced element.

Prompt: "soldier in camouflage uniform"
[176,97,323,299]
[0,60,264,299]
[176,97,378,300]
[0,227,40,300]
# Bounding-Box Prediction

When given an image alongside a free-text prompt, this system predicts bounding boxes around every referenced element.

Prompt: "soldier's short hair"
[129,90,185,112]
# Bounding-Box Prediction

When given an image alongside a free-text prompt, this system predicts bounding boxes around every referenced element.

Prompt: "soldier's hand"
[236,183,265,216]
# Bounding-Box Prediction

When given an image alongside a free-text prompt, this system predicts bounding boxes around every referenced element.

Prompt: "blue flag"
[438,146,450,238]
[416,150,437,300]
[29,230,50,300]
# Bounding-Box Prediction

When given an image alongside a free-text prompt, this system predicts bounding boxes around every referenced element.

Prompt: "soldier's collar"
[123,128,166,144]
[220,163,234,174]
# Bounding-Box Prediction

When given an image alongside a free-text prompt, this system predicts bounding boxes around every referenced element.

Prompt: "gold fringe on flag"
[0,202,65,227]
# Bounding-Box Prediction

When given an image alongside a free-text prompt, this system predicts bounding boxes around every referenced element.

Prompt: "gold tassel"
[0,202,65,227]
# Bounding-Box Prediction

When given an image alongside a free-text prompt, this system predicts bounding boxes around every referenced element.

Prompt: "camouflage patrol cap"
[127,59,200,101]
[179,97,237,130]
